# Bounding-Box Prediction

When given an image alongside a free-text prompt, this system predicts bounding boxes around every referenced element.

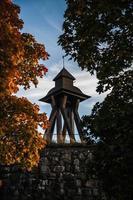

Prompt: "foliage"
[82,70,133,199]
[59,0,133,199]
[59,0,133,92]
[0,0,49,170]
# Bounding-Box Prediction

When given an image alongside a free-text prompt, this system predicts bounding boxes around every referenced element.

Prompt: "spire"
[62,55,65,68]
[53,68,75,81]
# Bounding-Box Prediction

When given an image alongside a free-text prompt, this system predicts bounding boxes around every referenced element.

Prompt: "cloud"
[17,77,53,102]
[48,60,63,75]
[74,73,98,96]
[44,17,62,33]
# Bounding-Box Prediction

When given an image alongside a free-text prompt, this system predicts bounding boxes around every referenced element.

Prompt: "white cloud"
[44,17,62,33]
[74,73,98,96]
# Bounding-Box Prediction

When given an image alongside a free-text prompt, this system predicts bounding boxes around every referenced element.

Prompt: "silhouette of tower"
[40,68,90,143]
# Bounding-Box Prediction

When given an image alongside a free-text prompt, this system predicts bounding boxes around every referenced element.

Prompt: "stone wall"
[1,144,106,200]
[38,143,105,200]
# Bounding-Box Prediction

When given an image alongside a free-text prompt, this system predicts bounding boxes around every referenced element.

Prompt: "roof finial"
[62,55,65,68]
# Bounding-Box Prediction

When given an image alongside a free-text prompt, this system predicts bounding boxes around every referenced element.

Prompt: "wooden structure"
[40,68,90,143]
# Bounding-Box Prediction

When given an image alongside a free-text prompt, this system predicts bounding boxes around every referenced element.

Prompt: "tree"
[59,0,133,199]
[0,0,49,171]
[82,70,133,199]
[59,0,133,92]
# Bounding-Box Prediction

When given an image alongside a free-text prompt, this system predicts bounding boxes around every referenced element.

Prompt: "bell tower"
[40,68,90,144]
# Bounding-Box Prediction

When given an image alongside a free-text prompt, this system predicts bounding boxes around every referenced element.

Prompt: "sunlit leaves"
[0,94,49,171]
[0,1,49,95]
[0,0,49,170]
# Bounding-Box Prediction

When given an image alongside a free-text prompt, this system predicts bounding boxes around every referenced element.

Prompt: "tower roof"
[39,68,90,103]
[53,68,75,81]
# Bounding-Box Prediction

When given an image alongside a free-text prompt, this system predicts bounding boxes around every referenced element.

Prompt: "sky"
[14,0,107,120]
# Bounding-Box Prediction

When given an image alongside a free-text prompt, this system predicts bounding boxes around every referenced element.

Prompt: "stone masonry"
[38,143,105,200]
[0,144,106,200]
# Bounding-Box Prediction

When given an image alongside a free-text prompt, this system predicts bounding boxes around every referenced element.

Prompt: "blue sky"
[14,0,107,121]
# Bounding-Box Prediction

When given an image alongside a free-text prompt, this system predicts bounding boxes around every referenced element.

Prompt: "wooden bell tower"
[40,68,90,144]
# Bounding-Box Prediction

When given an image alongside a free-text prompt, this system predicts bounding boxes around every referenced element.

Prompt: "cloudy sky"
[14,0,107,119]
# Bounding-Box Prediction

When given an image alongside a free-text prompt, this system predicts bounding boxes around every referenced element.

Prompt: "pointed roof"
[53,68,75,81]
[39,67,90,104]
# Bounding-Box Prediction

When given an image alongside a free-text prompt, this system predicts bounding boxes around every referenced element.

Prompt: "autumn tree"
[59,0,133,199]
[0,0,49,171]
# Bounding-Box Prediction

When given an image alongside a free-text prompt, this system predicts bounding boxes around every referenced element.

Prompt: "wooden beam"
[68,108,76,143]
[44,107,57,143]
[73,110,83,140]
[60,95,73,140]
[50,117,56,141]
[60,107,72,136]
[62,123,67,143]
[73,99,84,142]
[57,110,62,143]
[51,95,56,107]
[45,96,57,143]
[61,95,67,108]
